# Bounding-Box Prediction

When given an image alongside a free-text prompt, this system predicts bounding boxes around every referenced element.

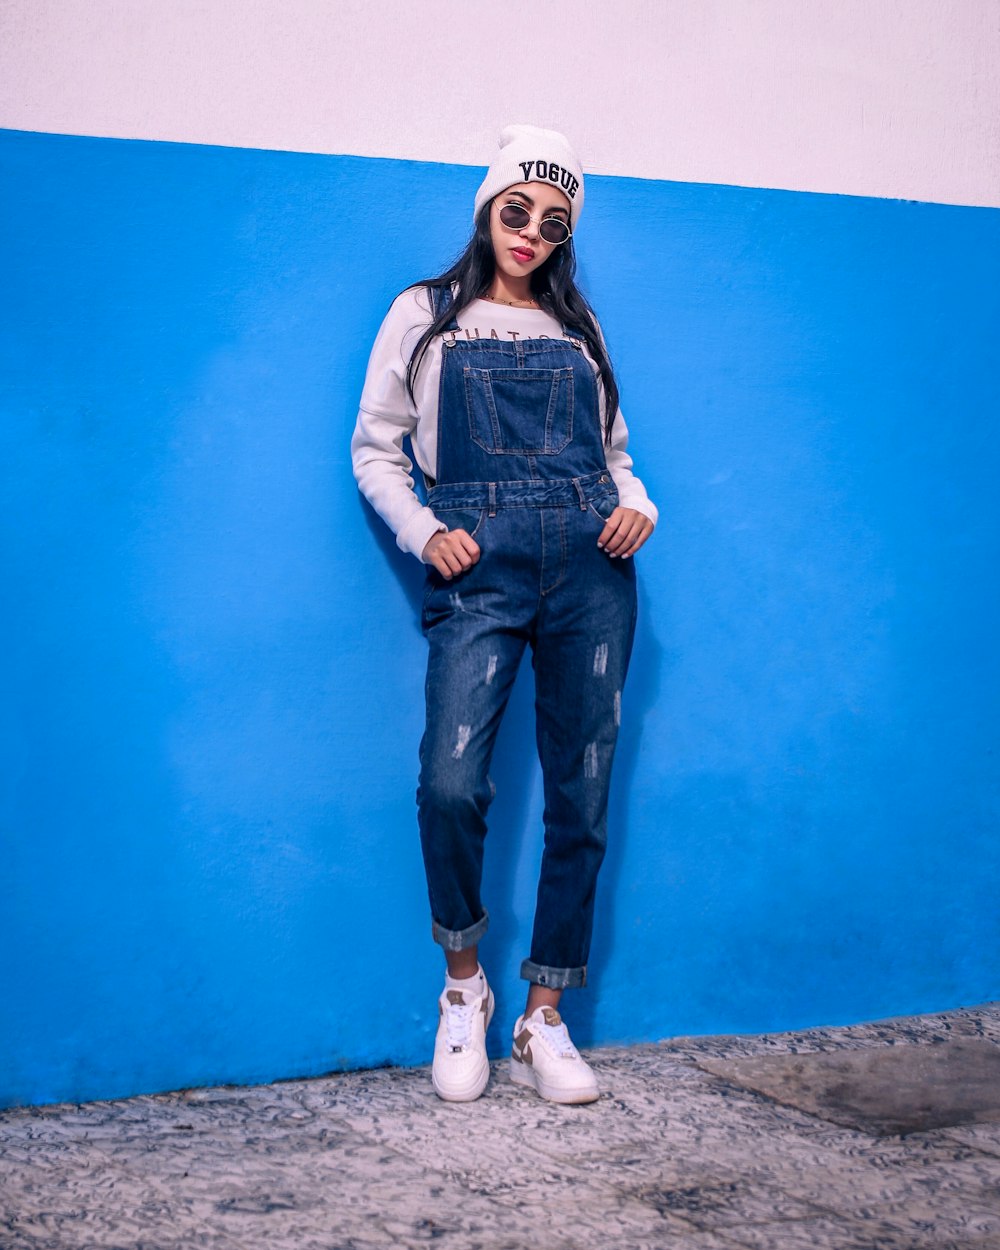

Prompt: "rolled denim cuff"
[431,909,489,952]
[520,959,587,990]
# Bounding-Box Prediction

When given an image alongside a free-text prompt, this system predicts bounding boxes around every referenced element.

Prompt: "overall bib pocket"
[464,367,574,455]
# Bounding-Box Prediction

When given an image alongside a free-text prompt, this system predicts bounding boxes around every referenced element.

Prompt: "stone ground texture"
[2,1003,999,1250]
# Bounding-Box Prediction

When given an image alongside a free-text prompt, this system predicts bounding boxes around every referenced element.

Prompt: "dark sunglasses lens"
[539,218,570,244]
[499,204,530,229]
[498,202,569,243]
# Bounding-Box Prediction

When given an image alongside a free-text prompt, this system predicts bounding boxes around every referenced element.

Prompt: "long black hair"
[404,203,620,446]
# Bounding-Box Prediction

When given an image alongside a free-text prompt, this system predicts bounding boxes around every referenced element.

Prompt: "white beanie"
[473,124,585,229]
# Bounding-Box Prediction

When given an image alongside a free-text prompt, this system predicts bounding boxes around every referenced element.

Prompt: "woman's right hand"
[423,529,481,579]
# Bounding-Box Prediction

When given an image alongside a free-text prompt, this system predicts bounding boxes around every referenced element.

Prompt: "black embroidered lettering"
[560,168,573,191]
[566,176,579,199]
[518,161,535,181]
[535,159,548,179]
[548,162,561,184]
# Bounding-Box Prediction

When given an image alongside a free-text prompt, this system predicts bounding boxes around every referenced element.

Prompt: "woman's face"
[489,182,572,282]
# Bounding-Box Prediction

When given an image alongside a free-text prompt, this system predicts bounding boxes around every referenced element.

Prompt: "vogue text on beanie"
[473,124,586,228]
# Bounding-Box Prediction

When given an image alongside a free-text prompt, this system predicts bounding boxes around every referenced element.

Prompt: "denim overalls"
[417,288,638,990]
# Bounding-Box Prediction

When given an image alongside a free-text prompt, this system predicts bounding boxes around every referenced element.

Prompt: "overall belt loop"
[572,477,587,511]
[488,482,497,518]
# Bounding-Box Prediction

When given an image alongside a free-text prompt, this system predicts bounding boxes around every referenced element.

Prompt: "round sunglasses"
[496,201,572,246]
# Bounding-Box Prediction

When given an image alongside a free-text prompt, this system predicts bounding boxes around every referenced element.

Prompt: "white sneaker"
[509,1006,599,1104]
[431,978,495,1102]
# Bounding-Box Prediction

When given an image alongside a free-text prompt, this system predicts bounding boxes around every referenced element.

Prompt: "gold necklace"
[483,292,539,309]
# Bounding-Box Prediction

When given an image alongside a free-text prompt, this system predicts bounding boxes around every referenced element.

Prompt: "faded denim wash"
[417,291,637,990]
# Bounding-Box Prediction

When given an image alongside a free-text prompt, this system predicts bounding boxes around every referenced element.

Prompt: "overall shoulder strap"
[559,309,595,343]
[427,282,461,330]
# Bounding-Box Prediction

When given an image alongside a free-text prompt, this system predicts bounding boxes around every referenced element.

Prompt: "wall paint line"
[0,0,998,208]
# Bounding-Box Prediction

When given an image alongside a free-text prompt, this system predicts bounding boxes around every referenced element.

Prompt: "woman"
[352,124,656,1104]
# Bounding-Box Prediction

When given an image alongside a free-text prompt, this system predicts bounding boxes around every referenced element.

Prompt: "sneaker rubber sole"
[509,1053,600,1105]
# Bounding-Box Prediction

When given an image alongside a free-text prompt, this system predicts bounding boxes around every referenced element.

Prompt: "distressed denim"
[416,294,637,990]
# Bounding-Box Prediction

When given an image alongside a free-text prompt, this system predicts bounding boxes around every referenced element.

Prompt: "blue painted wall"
[2,128,998,1108]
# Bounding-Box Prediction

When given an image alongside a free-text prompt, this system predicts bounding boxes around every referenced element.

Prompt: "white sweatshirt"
[351,286,658,561]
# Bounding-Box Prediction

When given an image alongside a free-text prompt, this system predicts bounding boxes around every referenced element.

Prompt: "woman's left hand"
[597,508,655,559]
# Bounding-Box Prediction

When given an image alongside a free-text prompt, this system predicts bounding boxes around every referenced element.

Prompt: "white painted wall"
[1,0,997,207]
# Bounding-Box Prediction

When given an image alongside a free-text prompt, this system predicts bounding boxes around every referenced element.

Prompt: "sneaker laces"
[443,992,477,1052]
[532,1010,580,1059]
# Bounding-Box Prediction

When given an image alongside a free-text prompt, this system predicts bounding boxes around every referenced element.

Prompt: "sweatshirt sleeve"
[590,316,658,526]
[351,287,447,561]
[605,406,659,527]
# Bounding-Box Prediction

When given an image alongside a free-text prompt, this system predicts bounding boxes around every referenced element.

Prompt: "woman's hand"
[597,508,655,559]
[423,528,481,579]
